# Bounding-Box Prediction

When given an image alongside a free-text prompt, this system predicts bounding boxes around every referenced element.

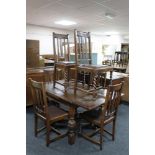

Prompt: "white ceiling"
[26,0,129,36]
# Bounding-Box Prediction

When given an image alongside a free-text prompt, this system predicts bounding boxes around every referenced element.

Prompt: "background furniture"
[120,75,129,102]
[43,68,54,82]
[40,54,55,66]
[121,43,129,52]
[113,51,129,73]
[29,79,69,146]
[26,40,40,68]
[106,72,129,102]
[102,55,113,66]
[26,67,54,106]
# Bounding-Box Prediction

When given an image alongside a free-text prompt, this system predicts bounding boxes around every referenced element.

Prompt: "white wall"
[26,24,74,55]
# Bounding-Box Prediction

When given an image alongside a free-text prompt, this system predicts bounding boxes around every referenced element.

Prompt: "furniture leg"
[53,65,56,88]
[64,67,68,92]
[112,119,116,140]
[34,114,38,137]
[68,106,76,145]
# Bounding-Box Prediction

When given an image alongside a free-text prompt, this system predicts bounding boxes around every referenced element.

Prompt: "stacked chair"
[53,32,76,92]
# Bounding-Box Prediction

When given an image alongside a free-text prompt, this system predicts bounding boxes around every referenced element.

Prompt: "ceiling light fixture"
[54,20,76,26]
[105,13,115,19]
[104,31,119,35]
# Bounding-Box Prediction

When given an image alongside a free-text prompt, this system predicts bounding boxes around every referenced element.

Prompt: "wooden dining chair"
[29,78,69,146]
[73,29,92,88]
[53,32,76,91]
[80,82,123,150]
[73,29,113,96]
[113,51,129,73]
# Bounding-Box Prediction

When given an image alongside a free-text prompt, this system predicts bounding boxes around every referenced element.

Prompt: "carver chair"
[80,82,123,150]
[29,78,69,146]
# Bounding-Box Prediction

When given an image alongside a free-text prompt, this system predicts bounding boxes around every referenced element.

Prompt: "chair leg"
[46,121,51,147]
[53,65,56,87]
[34,114,38,137]
[112,120,116,141]
[100,127,103,150]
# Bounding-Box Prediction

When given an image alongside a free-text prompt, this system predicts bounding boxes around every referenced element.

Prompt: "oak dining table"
[45,83,107,145]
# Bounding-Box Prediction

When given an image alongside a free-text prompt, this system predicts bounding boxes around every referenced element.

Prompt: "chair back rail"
[101,83,123,123]
[29,78,69,146]
[53,32,70,62]
[29,78,48,116]
[74,29,92,65]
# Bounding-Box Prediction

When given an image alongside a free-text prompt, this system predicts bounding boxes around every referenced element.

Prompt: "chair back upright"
[29,78,48,117]
[53,32,70,62]
[74,29,92,65]
[101,83,123,123]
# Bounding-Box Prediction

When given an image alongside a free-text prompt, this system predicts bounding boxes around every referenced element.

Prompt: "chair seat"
[48,105,68,122]
[81,109,115,126]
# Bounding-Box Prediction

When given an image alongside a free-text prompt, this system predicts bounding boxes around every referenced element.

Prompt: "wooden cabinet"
[121,76,129,102]
[26,67,54,106]
[26,40,40,68]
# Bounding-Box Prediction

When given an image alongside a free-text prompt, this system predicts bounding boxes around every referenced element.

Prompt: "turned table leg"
[53,65,57,88]
[68,106,76,145]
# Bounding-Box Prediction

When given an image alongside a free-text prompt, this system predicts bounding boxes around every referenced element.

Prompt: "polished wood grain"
[26,40,40,68]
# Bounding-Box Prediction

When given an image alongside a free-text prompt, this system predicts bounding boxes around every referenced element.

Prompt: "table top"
[56,61,76,66]
[27,67,54,74]
[106,71,129,80]
[45,83,106,110]
[44,59,55,64]
[77,64,113,72]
